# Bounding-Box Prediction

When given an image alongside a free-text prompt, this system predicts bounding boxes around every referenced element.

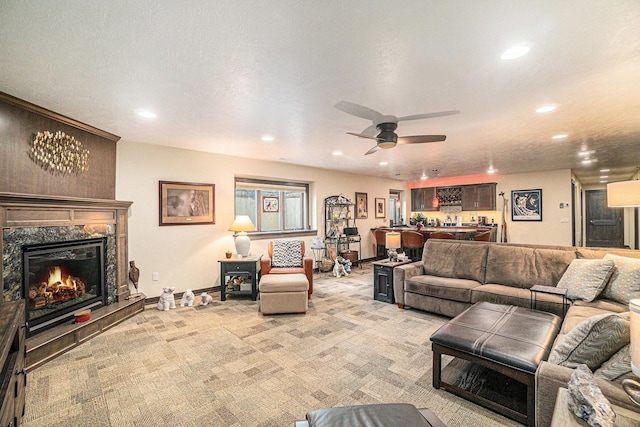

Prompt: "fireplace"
[22,237,107,335]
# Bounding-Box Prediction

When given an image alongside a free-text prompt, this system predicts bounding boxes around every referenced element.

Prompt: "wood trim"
[0,192,132,210]
[0,91,120,142]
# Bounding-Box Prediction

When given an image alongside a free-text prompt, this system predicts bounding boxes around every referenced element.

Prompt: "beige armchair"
[261,240,313,296]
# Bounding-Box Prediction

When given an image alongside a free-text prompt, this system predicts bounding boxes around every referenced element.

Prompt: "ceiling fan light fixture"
[378,141,397,149]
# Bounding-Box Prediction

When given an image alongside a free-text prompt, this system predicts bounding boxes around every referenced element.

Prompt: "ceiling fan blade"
[335,101,384,122]
[396,110,460,122]
[364,145,381,155]
[346,132,377,140]
[397,135,447,144]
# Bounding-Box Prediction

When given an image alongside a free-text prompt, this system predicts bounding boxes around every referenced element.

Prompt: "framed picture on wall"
[375,197,386,218]
[262,196,279,212]
[511,189,542,221]
[159,181,215,225]
[355,192,368,219]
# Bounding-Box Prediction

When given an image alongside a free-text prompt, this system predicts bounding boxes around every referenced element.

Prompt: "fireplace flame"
[48,266,77,291]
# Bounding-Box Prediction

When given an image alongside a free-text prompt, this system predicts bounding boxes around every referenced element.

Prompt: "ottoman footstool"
[259,273,309,315]
[294,403,446,427]
[430,302,561,427]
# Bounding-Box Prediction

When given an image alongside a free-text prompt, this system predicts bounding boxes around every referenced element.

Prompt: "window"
[235,178,310,234]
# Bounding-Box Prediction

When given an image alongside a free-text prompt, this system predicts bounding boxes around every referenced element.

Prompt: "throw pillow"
[548,312,630,370]
[594,344,634,383]
[601,254,640,305]
[271,240,303,268]
[556,259,615,302]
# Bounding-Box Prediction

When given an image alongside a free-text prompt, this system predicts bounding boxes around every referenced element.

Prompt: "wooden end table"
[218,254,262,301]
[372,259,413,303]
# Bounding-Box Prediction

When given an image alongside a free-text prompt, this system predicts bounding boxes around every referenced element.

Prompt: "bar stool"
[373,229,388,259]
[429,231,455,240]
[401,230,425,261]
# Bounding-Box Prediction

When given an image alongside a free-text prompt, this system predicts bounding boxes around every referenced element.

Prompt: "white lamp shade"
[386,232,401,249]
[607,180,640,207]
[228,215,257,232]
[630,299,640,376]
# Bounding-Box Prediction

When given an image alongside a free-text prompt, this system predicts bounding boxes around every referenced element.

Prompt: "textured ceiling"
[1,1,639,185]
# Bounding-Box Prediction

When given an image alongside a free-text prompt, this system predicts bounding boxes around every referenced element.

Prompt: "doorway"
[389,191,402,226]
[585,189,624,247]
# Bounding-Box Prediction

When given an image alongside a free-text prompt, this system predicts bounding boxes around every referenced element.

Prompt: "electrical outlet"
[152,272,159,281]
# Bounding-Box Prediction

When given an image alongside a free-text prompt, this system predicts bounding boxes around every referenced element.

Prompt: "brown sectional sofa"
[392,239,640,427]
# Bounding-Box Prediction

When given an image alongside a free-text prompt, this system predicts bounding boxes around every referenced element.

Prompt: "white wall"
[116,141,407,298]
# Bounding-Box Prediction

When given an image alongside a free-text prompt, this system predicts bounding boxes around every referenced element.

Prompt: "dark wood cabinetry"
[410,187,437,211]
[461,183,496,210]
[0,300,26,426]
[412,183,496,212]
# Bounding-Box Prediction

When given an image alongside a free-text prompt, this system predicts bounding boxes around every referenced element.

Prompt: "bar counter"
[371,225,496,241]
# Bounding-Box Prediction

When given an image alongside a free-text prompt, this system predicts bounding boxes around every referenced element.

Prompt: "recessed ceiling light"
[600,175,609,179]
[332,151,342,156]
[536,105,557,113]
[500,43,531,60]
[578,150,595,156]
[600,180,608,183]
[487,168,497,174]
[261,135,274,142]
[137,110,157,119]
[420,175,428,180]
[379,161,389,166]
[581,159,597,164]
[600,169,610,172]
[552,134,568,140]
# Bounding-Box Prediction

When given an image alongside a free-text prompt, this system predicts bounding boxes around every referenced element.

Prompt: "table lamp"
[228,215,256,257]
[607,180,640,207]
[385,232,401,262]
[623,299,640,405]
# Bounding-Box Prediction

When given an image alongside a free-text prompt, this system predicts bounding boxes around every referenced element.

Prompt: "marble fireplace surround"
[0,192,144,370]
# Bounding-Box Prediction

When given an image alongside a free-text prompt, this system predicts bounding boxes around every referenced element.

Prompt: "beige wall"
[116,141,407,298]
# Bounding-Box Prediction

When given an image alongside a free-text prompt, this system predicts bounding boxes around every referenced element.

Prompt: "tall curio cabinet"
[324,195,361,266]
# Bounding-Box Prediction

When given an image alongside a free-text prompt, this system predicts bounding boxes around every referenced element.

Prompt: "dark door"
[585,189,624,247]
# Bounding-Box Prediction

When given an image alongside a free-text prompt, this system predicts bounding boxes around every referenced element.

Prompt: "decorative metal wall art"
[29,131,90,175]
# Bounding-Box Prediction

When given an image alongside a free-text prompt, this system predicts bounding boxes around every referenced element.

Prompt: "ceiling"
[1,1,639,186]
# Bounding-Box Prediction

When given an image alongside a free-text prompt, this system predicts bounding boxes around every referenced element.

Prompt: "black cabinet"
[219,255,262,301]
[0,300,26,427]
[373,260,411,303]
[461,183,496,210]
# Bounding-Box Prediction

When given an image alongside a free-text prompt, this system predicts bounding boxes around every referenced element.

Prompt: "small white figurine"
[333,261,348,278]
[180,289,195,307]
[157,286,176,311]
[200,292,213,306]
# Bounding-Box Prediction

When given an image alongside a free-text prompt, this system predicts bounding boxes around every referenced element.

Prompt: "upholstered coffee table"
[294,403,446,427]
[430,302,561,427]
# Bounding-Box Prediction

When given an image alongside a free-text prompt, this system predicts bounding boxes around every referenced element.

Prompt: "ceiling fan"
[335,101,460,155]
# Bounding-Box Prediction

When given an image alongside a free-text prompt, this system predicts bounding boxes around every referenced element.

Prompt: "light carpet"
[23,263,521,426]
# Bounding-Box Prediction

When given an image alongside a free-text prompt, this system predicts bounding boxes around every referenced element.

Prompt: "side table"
[551,387,640,426]
[219,254,262,301]
[530,285,568,316]
[372,259,413,303]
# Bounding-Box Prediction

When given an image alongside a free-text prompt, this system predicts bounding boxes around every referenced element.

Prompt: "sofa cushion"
[422,240,488,283]
[485,245,575,289]
[594,343,633,383]
[548,312,630,370]
[556,259,615,302]
[271,240,303,267]
[405,275,480,302]
[572,298,628,313]
[472,284,566,317]
[577,248,640,260]
[600,254,640,305]
[560,305,619,335]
